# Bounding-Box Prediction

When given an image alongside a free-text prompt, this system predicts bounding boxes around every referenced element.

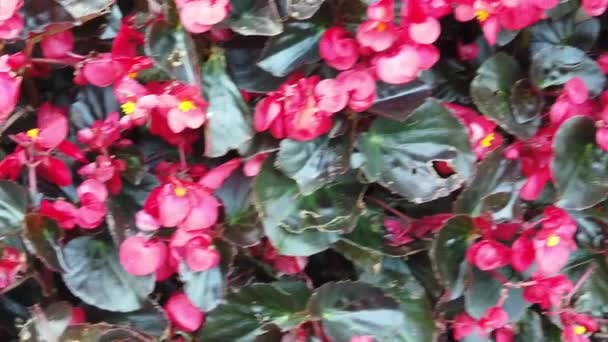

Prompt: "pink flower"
[350,336,374,342]
[77,112,123,151]
[478,306,509,334]
[169,229,220,271]
[319,27,359,70]
[0,59,22,125]
[176,0,230,34]
[39,200,79,229]
[511,233,535,272]
[582,0,608,16]
[337,69,376,112]
[446,103,503,159]
[356,20,399,52]
[41,30,74,59]
[597,127,608,151]
[119,236,168,276]
[164,292,205,332]
[560,311,598,342]
[0,0,23,40]
[457,41,480,61]
[375,44,421,84]
[453,313,479,340]
[466,240,511,271]
[0,246,24,289]
[243,153,269,177]
[78,155,127,195]
[453,306,509,340]
[522,274,573,309]
[533,207,577,276]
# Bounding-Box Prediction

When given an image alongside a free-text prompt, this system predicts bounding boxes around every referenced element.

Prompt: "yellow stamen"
[376,22,387,33]
[475,10,490,22]
[26,128,39,139]
[128,72,138,79]
[121,101,136,115]
[546,234,560,247]
[178,100,196,112]
[574,325,587,335]
[480,133,495,148]
[174,186,187,197]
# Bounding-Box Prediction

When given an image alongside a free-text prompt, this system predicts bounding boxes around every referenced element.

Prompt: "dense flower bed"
[1,0,608,341]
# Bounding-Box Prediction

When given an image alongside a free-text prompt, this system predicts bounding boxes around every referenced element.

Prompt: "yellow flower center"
[480,133,495,148]
[178,100,196,112]
[174,186,187,197]
[376,22,387,33]
[475,10,490,22]
[26,128,39,139]
[574,325,587,335]
[128,72,138,79]
[121,101,136,115]
[546,234,560,247]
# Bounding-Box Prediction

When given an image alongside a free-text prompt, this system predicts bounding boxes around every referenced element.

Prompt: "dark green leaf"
[215,170,252,219]
[61,237,155,312]
[572,257,608,315]
[454,148,524,221]
[202,48,254,157]
[22,214,64,272]
[357,99,475,203]
[257,21,325,77]
[421,59,472,104]
[276,135,348,195]
[179,264,224,312]
[228,0,283,36]
[282,0,325,19]
[59,323,152,341]
[431,216,475,299]
[70,86,120,130]
[23,0,113,34]
[530,14,600,54]
[552,116,608,209]
[359,259,435,342]
[368,80,433,122]
[510,79,544,124]
[145,22,200,85]
[0,180,27,235]
[308,281,407,341]
[20,302,72,342]
[83,301,169,338]
[471,53,540,138]
[464,268,502,319]
[198,281,311,341]
[332,240,383,271]
[530,46,606,97]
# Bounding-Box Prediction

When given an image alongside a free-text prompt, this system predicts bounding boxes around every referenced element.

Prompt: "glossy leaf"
[282,0,325,19]
[530,14,600,54]
[357,99,475,203]
[60,236,155,312]
[471,53,540,138]
[430,215,475,300]
[368,80,433,122]
[276,135,348,195]
[83,301,169,338]
[198,281,311,341]
[22,214,64,272]
[179,263,224,312]
[0,180,28,235]
[530,46,606,97]
[552,116,608,209]
[257,21,325,77]
[202,48,254,157]
[228,0,283,36]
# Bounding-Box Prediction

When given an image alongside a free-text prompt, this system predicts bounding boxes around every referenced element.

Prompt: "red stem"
[567,265,596,303]
[366,196,410,221]
[178,145,187,171]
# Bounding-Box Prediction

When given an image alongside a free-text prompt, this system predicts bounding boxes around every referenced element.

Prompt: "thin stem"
[311,320,328,342]
[0,107,29,136]
[27,158,38,204]
[178,145,187,171]
[29,58,77,66]
[365,196,410,221]
[567,265,596,303]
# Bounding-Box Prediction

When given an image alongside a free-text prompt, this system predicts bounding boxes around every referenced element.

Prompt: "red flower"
[511,232,535,272]
[319,27,359,71]
[0,246,24,289]
[119,236,168,276]
[453,306,509,340]
[522,274,573,309]
[453,313,479,340]
[77,112,124,151]
[337,69,376,112]
[0,56,22,126]
[466,240,511,271]
[560,311,598,342]
[78,155,127,195]
[169,229,220,272]
[41,30,74,59]
[175,0,230,34]
[533,207,577,276]
[582,0,608,16]
[164,292,205,332]
[260,241,308,275]
[384,214,451,246]
[457,41,480,61]
[0,0,23,40]
[446,103,503,159]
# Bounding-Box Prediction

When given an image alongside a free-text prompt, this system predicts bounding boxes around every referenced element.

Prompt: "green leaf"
[0,180,28,235]
[228,0,283,36]
[23,214,64,272]
[368,80,433,122]
[471,53,540,138]
[454,148,524,221]
[83,300,169,338]
[70,86,120,130]
[530,14,600,54]
[145,21,200,85]
[552,116,608,209]
[421,59,473,104]
[431,216,475,299]
[23,0,113,34]
[359,259,435,342]
[257,21,325,77]
[59,323,152,341]
[308,281,407,341]
[225,38,289,93]
[510,79,544,125]
[357,99,475,203]
[60,237,155,312]
[530,46,606,97]
[514,311,561,342]
[571,256,608,315]
[179,264,224,312]
[202,48,254,157]
[281,0,325,19]
[276,135,348,195]
[253,162,360,256]
[198,281,311,341]
[20,302,72,342]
